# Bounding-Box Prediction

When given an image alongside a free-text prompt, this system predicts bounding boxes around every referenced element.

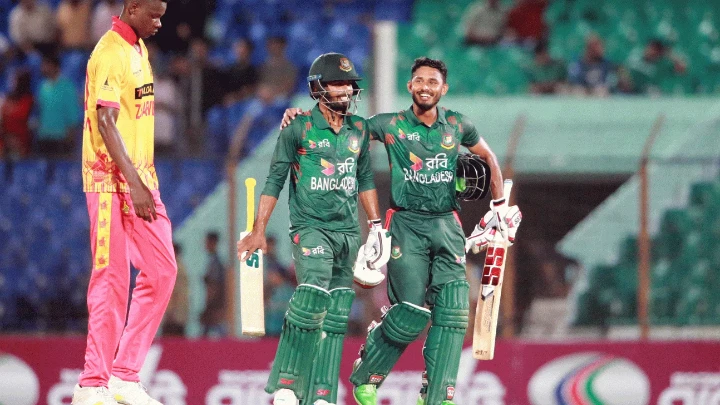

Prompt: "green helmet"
[307,52,363,114]
[307,52,362,84]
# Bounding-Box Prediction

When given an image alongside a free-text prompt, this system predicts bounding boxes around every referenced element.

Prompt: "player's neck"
[319,104,345,133]
[412,104,438,127]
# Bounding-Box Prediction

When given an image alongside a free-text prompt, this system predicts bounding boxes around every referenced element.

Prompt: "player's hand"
[364,219,391,269]
[237,231,266,262]
[279,108,306,129]
[490,197,511,240]
[353,246,385,288]
[465,210,496,253]
[129,181,156,222]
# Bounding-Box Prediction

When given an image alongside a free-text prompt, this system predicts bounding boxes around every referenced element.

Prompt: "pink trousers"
[80,190,177,387]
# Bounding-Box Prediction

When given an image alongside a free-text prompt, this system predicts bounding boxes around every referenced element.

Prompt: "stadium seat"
[11,159,48,192]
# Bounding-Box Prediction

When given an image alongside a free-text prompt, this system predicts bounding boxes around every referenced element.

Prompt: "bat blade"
[239,177,265,337]
[239,231,265,336]
[473,179,513,360]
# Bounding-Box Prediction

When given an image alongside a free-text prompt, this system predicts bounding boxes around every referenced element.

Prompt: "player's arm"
[237,125,297,261]
[97,106,157,222]
[461,115,521,249]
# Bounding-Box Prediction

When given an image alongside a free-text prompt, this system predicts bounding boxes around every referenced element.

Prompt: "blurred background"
[0,0,719,404]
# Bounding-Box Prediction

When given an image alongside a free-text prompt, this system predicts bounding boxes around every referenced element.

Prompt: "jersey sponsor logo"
[309,139,330,149]
[337,157,355,174]
[302,245,325,256]
[135,100,155,119]
[398,129,406,139]
[310,176,356,191]
[391,246,402,259]
[339,57,353,72]
[101,78,113,92]
[425,153,448,170]
[134,83,154,99]
[348,136,360,153]
[321,158,335,176]
[455,254,466,264]
[441,133,455,150]
[409,152,423,171]
[403,168,454,184]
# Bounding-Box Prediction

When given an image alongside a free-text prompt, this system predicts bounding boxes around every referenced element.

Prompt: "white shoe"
[273,388,299,405]
[72,385,119,405]
[314,400,334,405]
[108,375,162,405]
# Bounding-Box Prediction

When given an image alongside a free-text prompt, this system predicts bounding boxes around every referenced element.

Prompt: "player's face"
[323,80,354,113]
[407,66,448,112]
[130,0,166,39]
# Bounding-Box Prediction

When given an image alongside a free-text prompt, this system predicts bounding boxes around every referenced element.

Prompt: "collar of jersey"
[311,104,350,131]
[405,105,448,128]
[111,16,139,46]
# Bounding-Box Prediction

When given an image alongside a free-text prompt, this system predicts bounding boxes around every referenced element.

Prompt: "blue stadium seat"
[179,159,221,195]
[206,105,229,156]
[11,159,48,192]
[0,160,6,187]
[154,159,175,187]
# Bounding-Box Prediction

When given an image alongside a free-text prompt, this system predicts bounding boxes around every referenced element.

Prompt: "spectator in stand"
[152,0,212,54]
[223,38,258,104]
[623,39,689,96]
[91,0,123,43]
[200,231,228,337]
[56,0,92,50]
[9,0,56,54]
[35,53,81,157]
[0,69,33,158]
[163,243,189,336]
[263,236,294,336]
[462,0,507,46]
[227,82,289,160]
[527,41,567,94]
[154,68,179,156]
[568,34,616,97]
[504,0,548,48]
[259,36,298,98]
[189,37,225,115]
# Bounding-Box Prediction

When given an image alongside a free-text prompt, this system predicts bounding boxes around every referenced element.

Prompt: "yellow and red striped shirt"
[82,16,158,193]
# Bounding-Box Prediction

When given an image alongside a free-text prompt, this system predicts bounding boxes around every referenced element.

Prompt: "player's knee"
[432,280,470,328]
[286,284,331,330]
[379,301,431,344]
[324,288,355,334]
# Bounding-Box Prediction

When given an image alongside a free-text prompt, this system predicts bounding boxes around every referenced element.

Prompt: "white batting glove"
[490,197,511,240]
[466,205,523,254]
[364,219,391,270]
[465,210,496,253]
[353,245,385,288]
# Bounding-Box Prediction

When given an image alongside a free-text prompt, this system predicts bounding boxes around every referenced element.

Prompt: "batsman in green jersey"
[282,57,522,405]
[237,53,390,405]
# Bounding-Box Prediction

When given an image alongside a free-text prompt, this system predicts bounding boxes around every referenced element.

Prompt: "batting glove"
[364,219,391,270]
[353,245,385,288]
[466,205,522,254]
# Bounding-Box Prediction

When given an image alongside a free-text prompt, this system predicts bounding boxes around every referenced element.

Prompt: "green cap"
[307,52,362,83]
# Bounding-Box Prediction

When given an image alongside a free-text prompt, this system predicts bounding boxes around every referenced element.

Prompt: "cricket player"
[236,52,390,405]
[73,1,175,404]
[281,57,522,405]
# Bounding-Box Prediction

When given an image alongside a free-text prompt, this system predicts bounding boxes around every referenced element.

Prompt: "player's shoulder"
[90,33,126,62]
[346,114,368,132]
[441,107,471,127]
[281,111,312,136]
[367,112,398,127]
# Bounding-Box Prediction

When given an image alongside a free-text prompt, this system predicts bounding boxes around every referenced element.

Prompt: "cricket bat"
[239,177,265,336]
[473,179,513,360]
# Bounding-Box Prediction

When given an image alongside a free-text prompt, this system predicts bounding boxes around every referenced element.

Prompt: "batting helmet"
[307,53,363,114]
[456,153,491,201]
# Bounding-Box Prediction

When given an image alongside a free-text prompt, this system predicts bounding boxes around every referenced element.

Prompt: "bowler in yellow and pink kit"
[73,0,175,404]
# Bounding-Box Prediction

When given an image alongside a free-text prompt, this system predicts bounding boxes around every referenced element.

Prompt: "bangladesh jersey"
[367,106,480,213]
[262,104,375,234]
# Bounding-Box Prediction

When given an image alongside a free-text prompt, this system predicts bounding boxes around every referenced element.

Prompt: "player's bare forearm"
[97,107,144,187]
[97,106,156,221]
[237,194,277,261]
[359,189,382,222]
[468,138,504,200]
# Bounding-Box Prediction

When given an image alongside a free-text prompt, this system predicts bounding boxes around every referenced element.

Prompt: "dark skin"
[97,0,166,222]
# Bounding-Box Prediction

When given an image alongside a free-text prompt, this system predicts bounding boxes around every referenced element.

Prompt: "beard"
[412,92,439,112]
[325,98,350,114]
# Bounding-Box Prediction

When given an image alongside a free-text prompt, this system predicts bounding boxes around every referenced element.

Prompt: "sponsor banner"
[0,337,719,405]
